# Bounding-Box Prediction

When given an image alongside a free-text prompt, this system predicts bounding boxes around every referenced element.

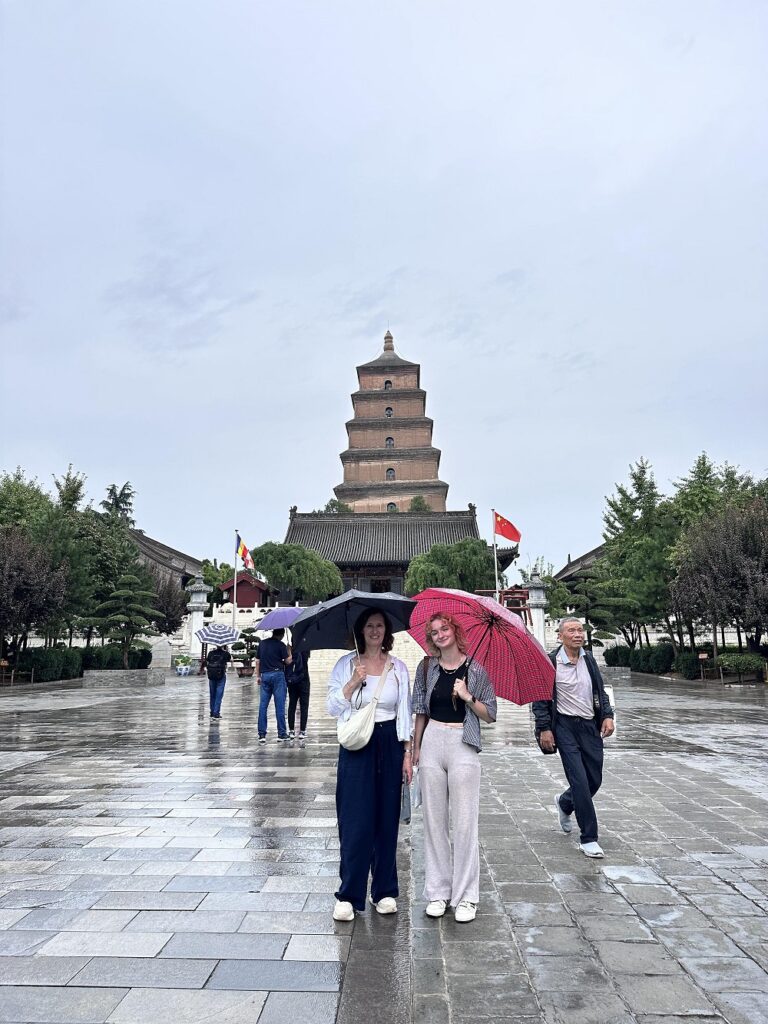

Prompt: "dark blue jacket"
[532,647,614,736]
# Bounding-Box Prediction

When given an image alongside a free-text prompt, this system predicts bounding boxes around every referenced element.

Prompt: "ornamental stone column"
[527,571,548,649]
[185,573,212,657]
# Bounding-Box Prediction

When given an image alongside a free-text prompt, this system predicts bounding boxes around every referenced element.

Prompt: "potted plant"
[175,654,192,677]
[232,641,254,678]
[234,629,260,678]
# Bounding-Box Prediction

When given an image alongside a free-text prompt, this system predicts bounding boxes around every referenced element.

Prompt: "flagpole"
[233,530,239,629]
[491,508,500,604]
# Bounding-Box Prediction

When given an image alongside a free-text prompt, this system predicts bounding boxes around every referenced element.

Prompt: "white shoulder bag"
[337,657,392,751]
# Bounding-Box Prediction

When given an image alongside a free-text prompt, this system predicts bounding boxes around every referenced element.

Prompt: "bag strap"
[350,656,392,705]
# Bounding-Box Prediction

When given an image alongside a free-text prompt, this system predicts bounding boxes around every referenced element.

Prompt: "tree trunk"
[663,617,679,655]
[687,621,696,650]
[643,624,651,646]
[720,625,726,648]
[712,620,718,663]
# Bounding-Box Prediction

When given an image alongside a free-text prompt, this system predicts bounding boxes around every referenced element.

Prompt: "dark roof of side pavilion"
[284,509,481,566]
[553,543,606,582]
[130,529,203,577]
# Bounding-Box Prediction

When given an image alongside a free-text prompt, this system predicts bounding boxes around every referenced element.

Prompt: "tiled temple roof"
[284,509,480,566]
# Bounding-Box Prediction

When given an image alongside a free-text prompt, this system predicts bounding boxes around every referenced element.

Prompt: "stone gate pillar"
[186,574,212,657]
[527,571,548,649]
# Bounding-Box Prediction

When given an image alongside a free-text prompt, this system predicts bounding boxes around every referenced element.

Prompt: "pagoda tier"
[334,332,449,513]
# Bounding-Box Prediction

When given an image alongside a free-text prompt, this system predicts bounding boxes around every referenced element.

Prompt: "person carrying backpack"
[205,645,231,721]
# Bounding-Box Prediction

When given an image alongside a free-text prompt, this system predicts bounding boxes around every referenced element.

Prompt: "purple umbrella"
[257,607,304,631]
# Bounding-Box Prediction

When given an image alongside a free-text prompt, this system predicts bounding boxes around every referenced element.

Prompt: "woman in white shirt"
[327,608,413,922]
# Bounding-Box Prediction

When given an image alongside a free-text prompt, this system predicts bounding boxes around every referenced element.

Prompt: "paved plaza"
[1,670,768,1023]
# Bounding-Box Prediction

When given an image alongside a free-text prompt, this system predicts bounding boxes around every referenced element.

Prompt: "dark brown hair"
[353,608,394,653]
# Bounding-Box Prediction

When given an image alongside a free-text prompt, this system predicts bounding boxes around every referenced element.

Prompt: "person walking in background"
[287,650,311,747]
[204,644,231,721]
[327,608,413,922]
[412,612,497,924]
[255,628,292,744]
[533,617,615,858]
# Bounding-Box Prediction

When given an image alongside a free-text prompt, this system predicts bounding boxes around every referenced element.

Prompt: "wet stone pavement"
[0,672,767,1023]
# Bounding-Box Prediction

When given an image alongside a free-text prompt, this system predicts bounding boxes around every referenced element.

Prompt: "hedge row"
[17,645,152,680]
[604,644,675,674]
[17,648,83,682]
[81,646,152,670]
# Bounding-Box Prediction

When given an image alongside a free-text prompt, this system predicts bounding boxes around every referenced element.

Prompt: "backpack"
[206,648,228,680]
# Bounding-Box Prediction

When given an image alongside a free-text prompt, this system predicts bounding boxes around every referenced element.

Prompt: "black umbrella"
[290,590,416,653]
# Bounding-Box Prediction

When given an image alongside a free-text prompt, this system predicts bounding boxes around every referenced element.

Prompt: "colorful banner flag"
[236,533,255,570]
[494,512,521,543]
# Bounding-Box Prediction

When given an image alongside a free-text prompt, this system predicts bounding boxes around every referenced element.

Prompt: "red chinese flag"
[494,512,521,543]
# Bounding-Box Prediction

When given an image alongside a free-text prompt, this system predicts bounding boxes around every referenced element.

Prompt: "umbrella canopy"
[195,623,240,647]
[290,590,416,653]
[408,588,554,705]
[256,607,304,632]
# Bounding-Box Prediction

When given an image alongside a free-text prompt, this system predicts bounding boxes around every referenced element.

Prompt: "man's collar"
[557,645,585,664]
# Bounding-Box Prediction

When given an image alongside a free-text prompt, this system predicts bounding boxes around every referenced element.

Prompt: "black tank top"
[429,663,467,724]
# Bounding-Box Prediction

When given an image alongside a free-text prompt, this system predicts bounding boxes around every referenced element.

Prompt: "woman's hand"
[452,676,471,704]
[412,743,420,767]
[402,748,413,784]
[351,658,367,686]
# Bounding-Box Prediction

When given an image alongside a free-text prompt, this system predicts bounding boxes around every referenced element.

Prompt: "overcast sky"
[1,1,766,576]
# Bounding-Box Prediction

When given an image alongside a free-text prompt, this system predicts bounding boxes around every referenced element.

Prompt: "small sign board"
[698,653,708,660]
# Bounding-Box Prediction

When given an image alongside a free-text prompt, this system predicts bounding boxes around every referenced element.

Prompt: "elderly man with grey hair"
[532,617,615,858]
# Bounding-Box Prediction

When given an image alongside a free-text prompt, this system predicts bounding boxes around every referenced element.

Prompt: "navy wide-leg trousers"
[335,720,403,911]
[554,714,604,843]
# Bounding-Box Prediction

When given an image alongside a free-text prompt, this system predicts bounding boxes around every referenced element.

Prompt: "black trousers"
[335,719,403,911]
[287,681,310,732]
[554,714,604,843]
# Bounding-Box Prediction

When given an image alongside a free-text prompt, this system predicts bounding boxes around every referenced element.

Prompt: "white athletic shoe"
[332,900,355,921]
[580,841,605,858]
[370,896,397,915]
[554,794,573,833]
[425,899,447,918]
[454,900,477,923]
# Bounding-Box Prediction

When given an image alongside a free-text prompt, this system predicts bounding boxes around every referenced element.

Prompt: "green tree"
[201,559,235,606]
[0,469,54,533]
[313,499,354,514]
[405,539,496,596]
[251,542,343,603]
[100,482,137,526]
[52,465,88,514]
[408,496,432,513]
[92,573,161,669]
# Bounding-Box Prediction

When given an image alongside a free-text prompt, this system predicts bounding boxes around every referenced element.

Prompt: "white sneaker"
[580,841,604,858]
[554,794,573,834]
[258,737,266,745]
[425,899,447,918]
[332,900,354,921]
[454,900,477,923]
[288,730,295,739]
[370,896,397,915]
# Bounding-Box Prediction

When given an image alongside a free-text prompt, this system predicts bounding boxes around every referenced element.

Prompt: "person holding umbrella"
[327,608,414,922]
[412,612,497,924]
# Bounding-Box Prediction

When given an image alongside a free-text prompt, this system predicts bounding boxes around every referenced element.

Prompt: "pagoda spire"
[383,330,394,352]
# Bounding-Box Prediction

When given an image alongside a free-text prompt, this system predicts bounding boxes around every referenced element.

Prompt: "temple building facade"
[333,331,448,513]
[283,331,517,595]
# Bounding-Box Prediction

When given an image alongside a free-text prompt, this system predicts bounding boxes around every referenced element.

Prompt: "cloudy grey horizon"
[1,1,766,576]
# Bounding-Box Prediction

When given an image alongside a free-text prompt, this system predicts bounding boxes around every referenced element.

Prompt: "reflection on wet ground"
[0,671,767,1023]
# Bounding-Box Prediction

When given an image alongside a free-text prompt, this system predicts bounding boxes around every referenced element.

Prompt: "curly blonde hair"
[425,612,468,657]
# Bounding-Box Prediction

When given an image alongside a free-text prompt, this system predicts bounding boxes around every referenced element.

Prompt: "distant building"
[553,544,606,583]
[334,330,448,512]
[284,331,517,594]
[130,530,202,586]
[219,572,276,608]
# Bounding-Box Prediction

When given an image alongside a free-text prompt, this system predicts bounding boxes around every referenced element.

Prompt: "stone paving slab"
[2,671,768,1022]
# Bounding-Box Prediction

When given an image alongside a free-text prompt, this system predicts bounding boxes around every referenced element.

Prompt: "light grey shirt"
[555,646,593,719]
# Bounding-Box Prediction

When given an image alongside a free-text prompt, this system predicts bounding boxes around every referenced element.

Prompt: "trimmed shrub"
[629,648,654,673]
[18,648,65,682]
[717,653,766,680]
[604,645,632,668]
[81,647,97,671]
[674,652,701,679]
[59,649,83,679]
[649,645,675,675]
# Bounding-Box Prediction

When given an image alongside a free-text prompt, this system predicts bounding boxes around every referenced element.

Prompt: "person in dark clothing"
[532,617,615,858]
[205,645,231,721]
[286,650,311,746]
[255,628,292,743]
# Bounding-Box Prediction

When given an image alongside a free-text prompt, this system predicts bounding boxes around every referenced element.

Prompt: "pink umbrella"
[409,588,555,705]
